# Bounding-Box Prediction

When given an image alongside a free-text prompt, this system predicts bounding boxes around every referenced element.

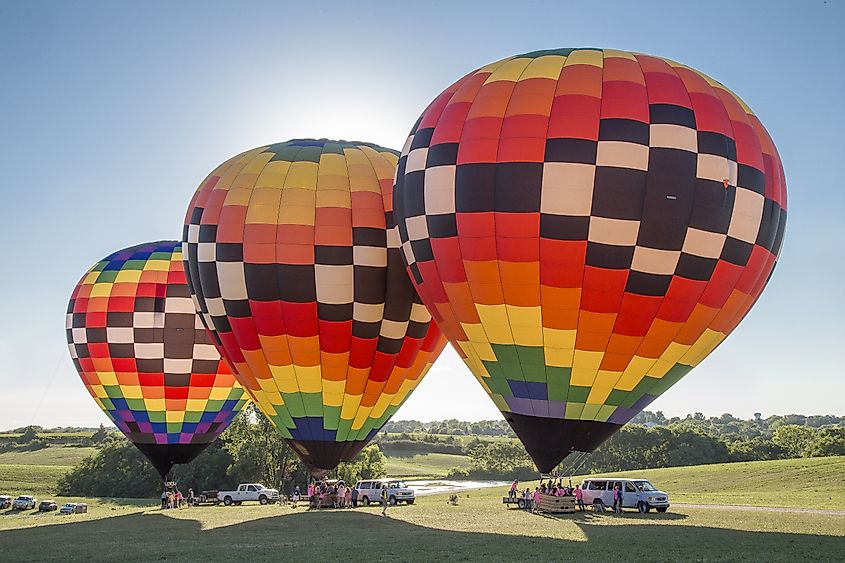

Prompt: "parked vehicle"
[38,500,58,512]
[579,478,670,513]
[0,495,12,509]
[60,502,88,514]
[13,495,37,510]
[354,479,415,506]
[192,490,220,506]
[217,484,280,506]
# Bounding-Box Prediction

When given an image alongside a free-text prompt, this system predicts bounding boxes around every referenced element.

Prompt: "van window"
[587,481,606,490]
[613,481,623,491]
[247,485,256,492]
[625,482,636,493]
[359,482,370,490]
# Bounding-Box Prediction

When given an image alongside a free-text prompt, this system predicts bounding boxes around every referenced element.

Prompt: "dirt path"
[675,502,845,516]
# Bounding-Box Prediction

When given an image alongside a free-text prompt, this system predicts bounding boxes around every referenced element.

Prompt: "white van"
[579,478,670,513]
[354,479,415,506]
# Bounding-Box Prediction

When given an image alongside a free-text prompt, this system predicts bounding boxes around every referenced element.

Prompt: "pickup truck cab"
[217,484,280,506]
[579,478,670,513]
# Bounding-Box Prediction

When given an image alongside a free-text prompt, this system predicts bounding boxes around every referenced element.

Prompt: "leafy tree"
[90,424,110,444]
[803,427,845,457]
[332,444,387,484]
[772,425,815,458]
[17,425,41,444]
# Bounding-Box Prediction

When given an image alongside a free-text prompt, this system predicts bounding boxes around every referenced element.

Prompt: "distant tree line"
[383,419,516,436]
[446,414,845,479]
[57,404,387,498]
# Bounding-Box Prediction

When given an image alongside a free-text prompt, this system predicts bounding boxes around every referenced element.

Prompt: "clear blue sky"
[0,0,842,429]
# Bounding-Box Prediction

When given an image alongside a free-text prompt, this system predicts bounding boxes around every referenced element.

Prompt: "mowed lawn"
[0,486,842,562]
[0,446,97,497]
[0,464,72,498]
[0,447,97,467]
[385,451,472,478]
[583,456,845,509]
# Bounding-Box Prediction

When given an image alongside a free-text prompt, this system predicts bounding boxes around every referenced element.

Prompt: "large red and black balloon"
[392,48,786,472]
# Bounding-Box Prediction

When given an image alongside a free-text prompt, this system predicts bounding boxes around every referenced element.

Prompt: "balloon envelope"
[66,240,248,478]
[183,139,446,476]
[392,48,786,472]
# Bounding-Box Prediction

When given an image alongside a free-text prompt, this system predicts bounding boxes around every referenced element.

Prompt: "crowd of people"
[160,487,194,509]
[297,481,358,510]
[507,479,586,513]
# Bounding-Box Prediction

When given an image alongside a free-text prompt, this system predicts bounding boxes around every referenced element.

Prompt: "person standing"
[381,484,389,516]
[186,489,194,507]
[351,485,359,508]
[307,482,315,510]
[532,487,541,513]
[345,485,352,508]
[161,490,168,510]
[575,485,585,512]
[613,485,623,514]
[508,480,518,499]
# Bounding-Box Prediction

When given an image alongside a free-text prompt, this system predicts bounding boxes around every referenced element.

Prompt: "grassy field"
[0,485,842,561]
[584,456,845,509]
[0,447,96,467]
[0,464,73,497]
[385,451,472,478]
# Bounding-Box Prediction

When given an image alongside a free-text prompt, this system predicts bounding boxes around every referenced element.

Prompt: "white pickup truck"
[217,484,280,506]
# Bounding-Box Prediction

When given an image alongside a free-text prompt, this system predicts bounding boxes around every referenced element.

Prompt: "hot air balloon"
[182,139,446,477]
[66,240,248,479]
[392,48,786,472]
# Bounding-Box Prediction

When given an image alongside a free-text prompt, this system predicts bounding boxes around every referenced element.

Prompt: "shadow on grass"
[0,507,840,562]
[531,508,688,522]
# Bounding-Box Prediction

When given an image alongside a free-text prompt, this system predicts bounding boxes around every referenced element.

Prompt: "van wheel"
[389,496,397,506]
[362,497,370,506]
[592,500,604,512]
[259,496,268,505]
[656,507,667,513]
[223,497,233,506]
[637,501,650,513]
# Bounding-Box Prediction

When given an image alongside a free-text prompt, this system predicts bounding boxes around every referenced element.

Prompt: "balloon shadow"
[0,505,841,561]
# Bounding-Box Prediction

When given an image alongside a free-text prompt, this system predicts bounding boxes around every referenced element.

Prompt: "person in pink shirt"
[532,487,541,513]
[575,485,585,512]
[307,483,315,510]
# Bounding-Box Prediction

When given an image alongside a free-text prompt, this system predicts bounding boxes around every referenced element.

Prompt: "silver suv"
[580,478,670,513]
[354,479,415,506]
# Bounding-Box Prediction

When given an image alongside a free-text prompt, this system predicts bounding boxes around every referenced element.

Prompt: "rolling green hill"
[385,451,472,478]
[581,456,845,509]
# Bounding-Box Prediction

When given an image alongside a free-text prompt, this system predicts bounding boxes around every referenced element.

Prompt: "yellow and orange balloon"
[183,139,445,475]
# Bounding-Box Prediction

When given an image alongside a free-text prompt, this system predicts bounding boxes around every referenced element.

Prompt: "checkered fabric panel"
[66,240,248,445]
[393,48,786,426]
[182,139,446,445]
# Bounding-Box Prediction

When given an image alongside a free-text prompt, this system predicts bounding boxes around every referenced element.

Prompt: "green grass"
[0,464,73,497]
[384,451,472,478]
[0,447,97,467]
[582,456,845,509]
[0,486,841,561]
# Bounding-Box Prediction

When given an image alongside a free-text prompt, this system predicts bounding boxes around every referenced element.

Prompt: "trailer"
[502,496,529,509]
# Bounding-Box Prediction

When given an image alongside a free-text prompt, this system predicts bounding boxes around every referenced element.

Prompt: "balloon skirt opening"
[503,413,621,473]
[287,439,369,478]
[134,442,211,480]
